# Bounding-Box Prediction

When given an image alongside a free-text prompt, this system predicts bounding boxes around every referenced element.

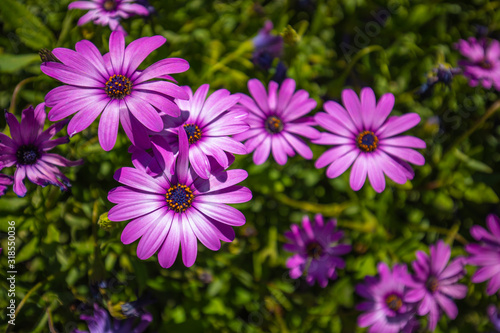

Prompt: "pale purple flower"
[356,263,416,333]
[107,129,252,268]
[73,303,152,333]
[233,78,320,165]
[313,87,426,193]
[0,104,82,197]
[147,84,248,179]
[405,241,467,331]
[283,214,351,287]
[488,305,500,332]
[455,38,500,90]
[41,31,189,151]
[466,214,500,295]
[0,174,13,197]
[252,20,284,70]
[69,0,150,33]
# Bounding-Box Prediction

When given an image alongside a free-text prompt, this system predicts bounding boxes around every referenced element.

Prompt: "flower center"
[105,74,132,99]
[385,294,403,312]
[426,276,439,293]
[357,131,378,152]
[166,184,194,213]
[306,241,324,259]
[103,0,117,11]
[478,58,493,69]
[183,124,202,144]
[265,116,283,134]
[16,145,40,165]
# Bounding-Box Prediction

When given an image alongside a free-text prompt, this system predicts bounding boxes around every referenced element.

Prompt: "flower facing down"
[488,305,500,332]
[283,214,351,287]
[147,84,248,179]
[108,130,252,268]
[252,20,283,70]
[313,87,425,193]
[455,37,500,90]
[41,31,189,151]
[405,241,467,331]
[356,263,416,333]
[466,214,500,295]
[0,104,82,197]
[234,78,320,165]
[69,0,150,33]
[73,303,152,333]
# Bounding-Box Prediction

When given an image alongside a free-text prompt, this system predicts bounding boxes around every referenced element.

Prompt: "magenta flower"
[0,174,13,197]
[283,214,351,287]
[313,88,425,192]
[466,214,500,295]
[148,84,248,179]
[405,241,467,331]
[233,78,320,165]
[356,263,416,333]
[108,130,252,268]
[69,0,150,33]
[41,31,189,151]
[73,303,152,333]
[0,104,82,197]
[455,37,500,90]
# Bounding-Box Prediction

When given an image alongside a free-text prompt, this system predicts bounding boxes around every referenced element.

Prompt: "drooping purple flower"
[73,303,152,333]
[283,214,351,287]
[455,37,500,90]
[0,174,13,197]
[252,21,283,70]
[107,129,252,268]
[488,305,500,332]
[0,104,82,197]
[146,84,248,179]
[313,87,425,193]
[466,214,500,295]
[41,31,189,151]
[405,241,467,331]
[233,78,320,165]
[356,263,416,333]
[68,0,150,33]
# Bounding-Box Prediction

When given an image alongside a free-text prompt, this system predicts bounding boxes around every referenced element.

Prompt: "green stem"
[273,193,351,217]
[8,77,38,114]
[408,224,467,245]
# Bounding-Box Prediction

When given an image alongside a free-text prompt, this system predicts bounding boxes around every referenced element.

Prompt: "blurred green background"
[1,0,500,332]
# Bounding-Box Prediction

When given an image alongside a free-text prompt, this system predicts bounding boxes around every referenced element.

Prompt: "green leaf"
[0,0,56,50]
[465,183,499,204]
[0,54,40,73]
[16,237,39,263]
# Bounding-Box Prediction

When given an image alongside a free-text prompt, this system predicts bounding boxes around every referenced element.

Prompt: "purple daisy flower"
[0,104,82,197]
[489,305,500,332]
[41,31,189,151]
[233,78,320,165]
[107,129,252,268]
[405,241,467,331]
[147,84,248,179]
[252,20,284,70]
[0,174,13,197]
[313,87,426,193]
[456,37,500,90]
[69,0,150,33]
[73,303,152,333]
[466,214,500,295]
[283,214,351,287]
[356,263,416,333]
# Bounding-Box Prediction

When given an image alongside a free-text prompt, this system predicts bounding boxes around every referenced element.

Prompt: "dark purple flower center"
[426,276,439,293]
[357,131,378,152]
[166,184,194,213]
[265,116,283,134]
[105,74,132,99]
[103,0,117,11]
[16,145,40,165]
[385,294,403,311]
[478,58,493,69]
[306,241,324,259]
[183,124,202,144]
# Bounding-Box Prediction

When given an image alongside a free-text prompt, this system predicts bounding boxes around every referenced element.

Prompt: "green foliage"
[0,0,499,332]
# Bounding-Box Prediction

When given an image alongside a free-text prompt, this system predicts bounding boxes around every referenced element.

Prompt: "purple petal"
[123,35,166,77]
[109,31,125,74]
[158,214,181,268]
[180,215,198,267]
